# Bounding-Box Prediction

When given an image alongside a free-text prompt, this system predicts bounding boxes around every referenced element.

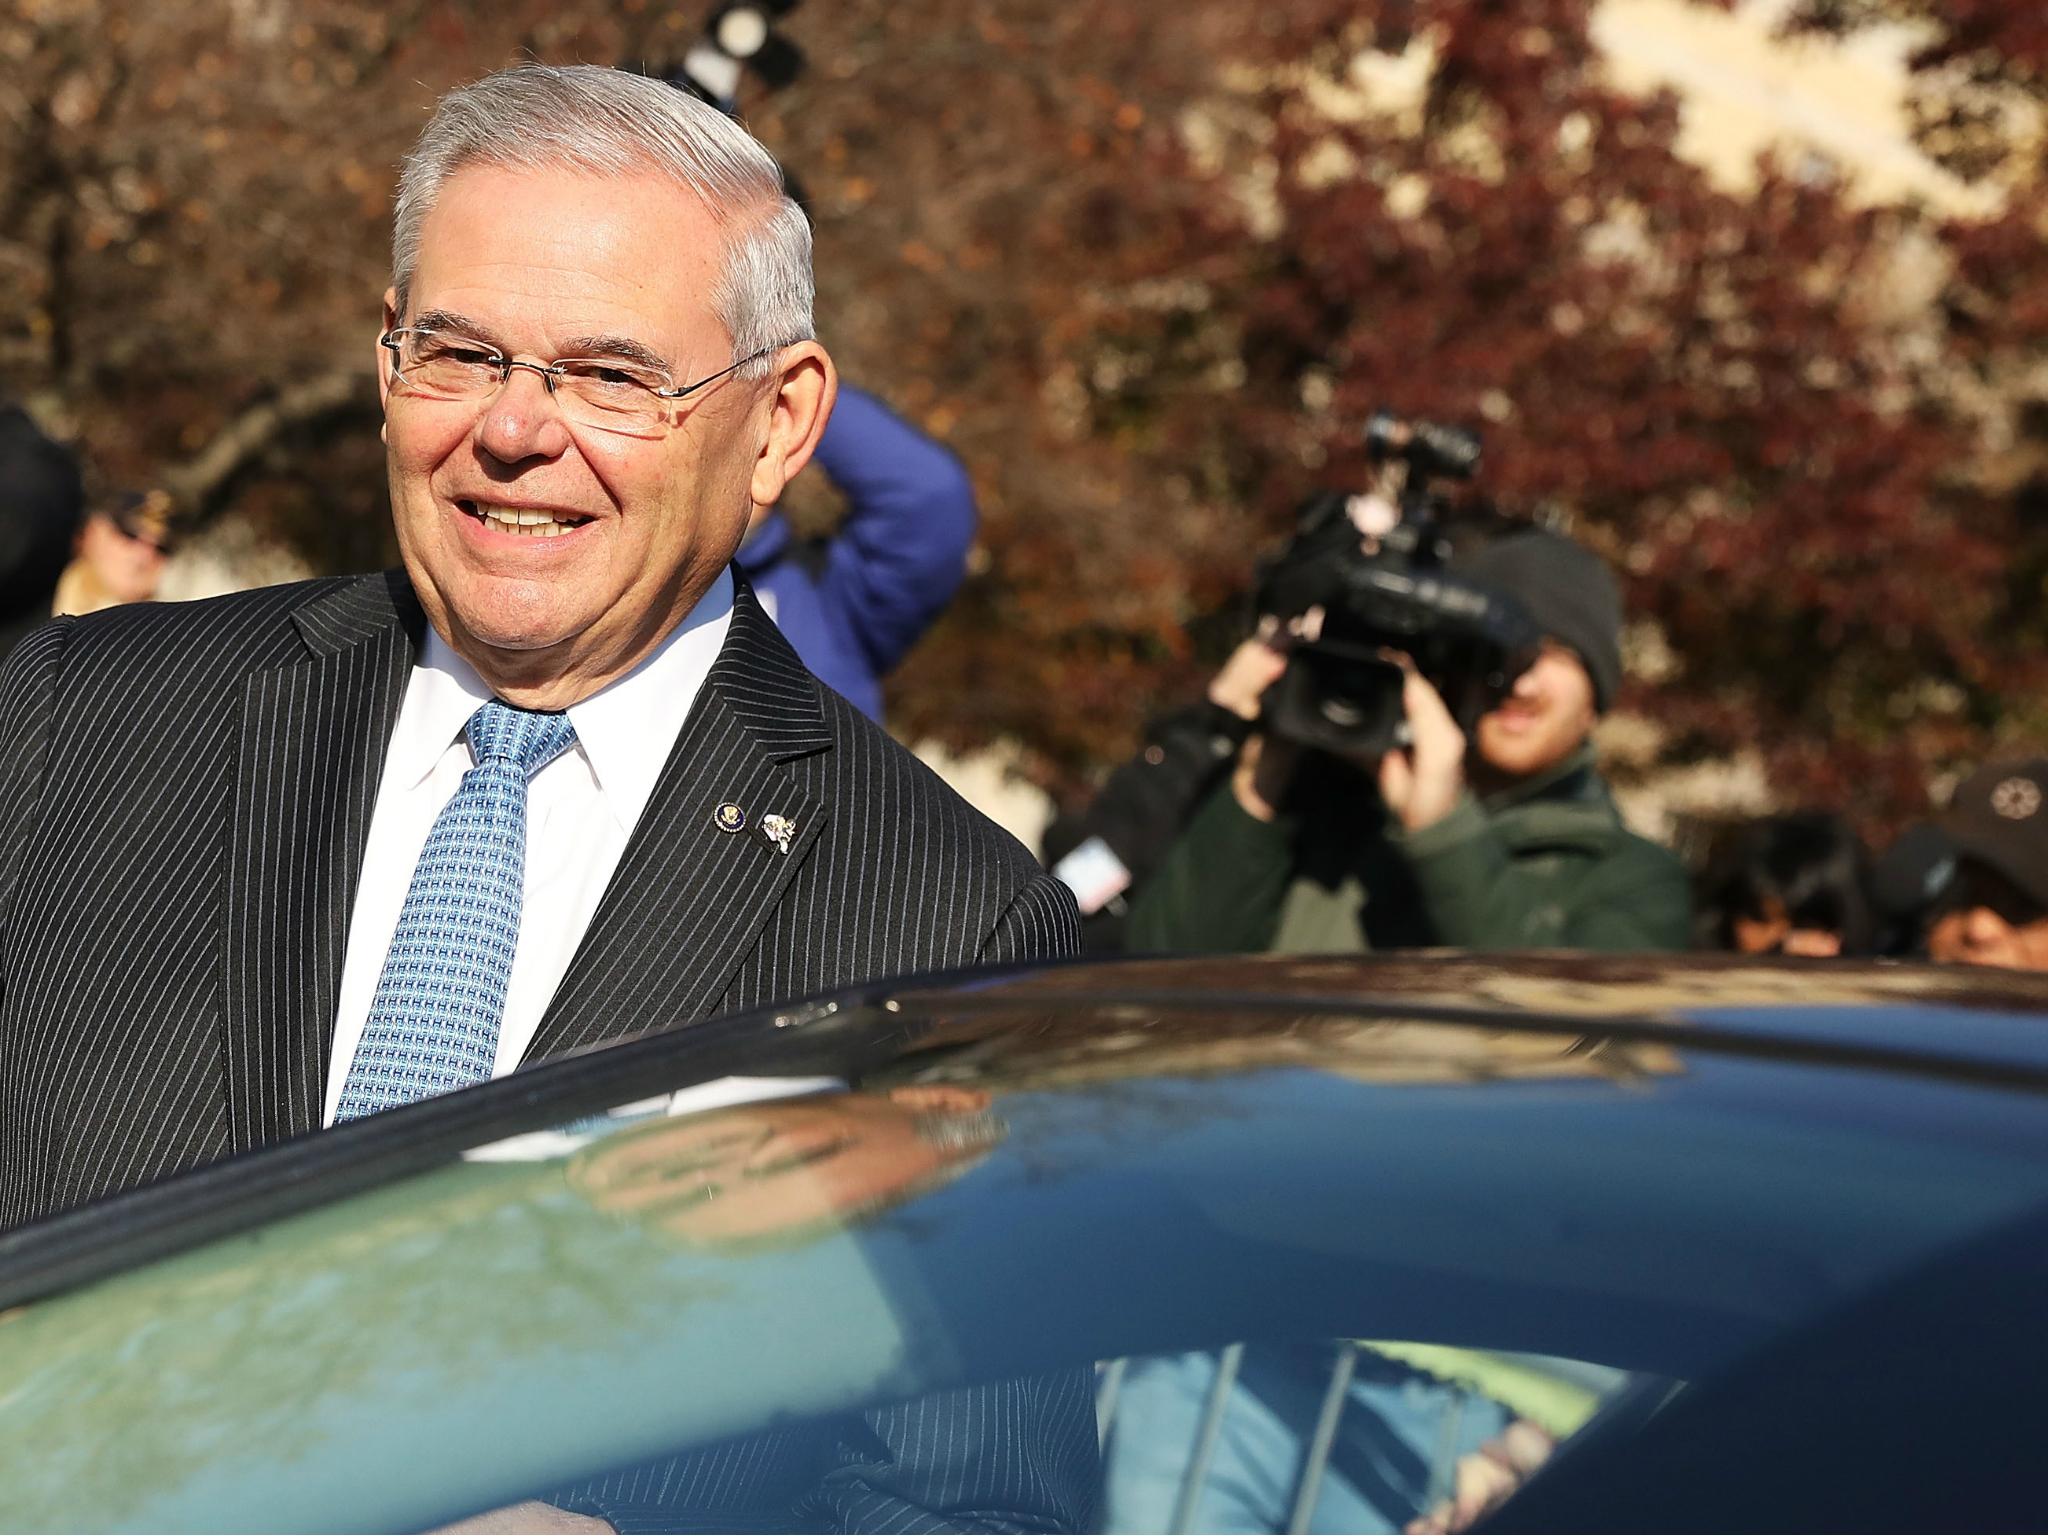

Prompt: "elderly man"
[0,65,1086,1530]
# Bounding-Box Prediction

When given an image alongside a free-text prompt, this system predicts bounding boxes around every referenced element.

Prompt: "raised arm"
[809,383,979,676]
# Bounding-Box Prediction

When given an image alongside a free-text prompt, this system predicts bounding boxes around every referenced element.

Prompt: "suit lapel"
[223,573,421,1151]
[524,584,833,1064]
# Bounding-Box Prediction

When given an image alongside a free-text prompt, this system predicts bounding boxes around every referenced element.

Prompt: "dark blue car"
[0,953,2042,1532]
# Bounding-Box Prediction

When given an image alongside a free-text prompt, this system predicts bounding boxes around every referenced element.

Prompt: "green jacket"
[1124,743,1690,955]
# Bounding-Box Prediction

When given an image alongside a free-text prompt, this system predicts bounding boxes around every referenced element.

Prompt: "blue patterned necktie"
[334,699,578,1122]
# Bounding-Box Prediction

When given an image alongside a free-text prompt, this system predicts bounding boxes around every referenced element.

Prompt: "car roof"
[906,951,2048,1079]
[4,951,2047,1309]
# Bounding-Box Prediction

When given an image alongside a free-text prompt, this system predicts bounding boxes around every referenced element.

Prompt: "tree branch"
[163,370,374,513]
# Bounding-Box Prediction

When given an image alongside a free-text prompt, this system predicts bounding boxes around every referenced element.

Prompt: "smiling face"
[1471,640,1598,783]
[380,161,830,708]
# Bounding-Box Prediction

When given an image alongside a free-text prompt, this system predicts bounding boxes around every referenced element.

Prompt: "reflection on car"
[0,953,2045,1532]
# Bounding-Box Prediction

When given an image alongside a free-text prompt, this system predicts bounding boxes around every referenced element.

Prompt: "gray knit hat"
[1455,530,1624,711]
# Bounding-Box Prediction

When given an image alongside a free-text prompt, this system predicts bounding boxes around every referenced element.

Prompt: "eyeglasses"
[111,522,176,557]
[380,326,773,438]
[106,490,179,555]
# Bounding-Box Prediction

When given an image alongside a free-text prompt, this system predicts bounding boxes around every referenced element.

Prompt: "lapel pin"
[714,801,748,834]
[762,813,797,856]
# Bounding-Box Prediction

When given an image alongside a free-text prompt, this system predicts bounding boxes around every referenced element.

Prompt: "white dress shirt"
[323,570,735,1127]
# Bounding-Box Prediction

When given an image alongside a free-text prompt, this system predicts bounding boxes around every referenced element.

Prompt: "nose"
[472,363,573,466]
[1963,905,2010,948]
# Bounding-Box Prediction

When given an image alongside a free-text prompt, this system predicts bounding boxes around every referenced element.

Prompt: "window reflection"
[567,1085,1003,1247]
[1100,1340,1636,1534]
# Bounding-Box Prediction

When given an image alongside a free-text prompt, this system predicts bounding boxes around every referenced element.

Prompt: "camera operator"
[1124,526,1690,955]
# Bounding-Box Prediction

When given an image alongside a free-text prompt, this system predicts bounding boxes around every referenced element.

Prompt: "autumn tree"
[0,0,1248,737]
[8,0,2048,832]
[1788,0,2048,791]
[0,2,737,566]
[1040,0,2048,828]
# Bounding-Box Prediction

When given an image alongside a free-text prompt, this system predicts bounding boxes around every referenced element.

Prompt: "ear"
[376,289,400,442]
[748,342,837,510]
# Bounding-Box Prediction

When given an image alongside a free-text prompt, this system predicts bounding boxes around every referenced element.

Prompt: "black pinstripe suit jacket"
[0,570,1095,1532]
[0,567,1078,1220]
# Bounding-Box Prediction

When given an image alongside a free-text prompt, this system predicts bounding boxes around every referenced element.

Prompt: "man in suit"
[0,64,1088,1530]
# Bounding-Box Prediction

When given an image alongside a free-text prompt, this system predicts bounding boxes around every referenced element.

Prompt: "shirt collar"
[395,568,737,836]
[566,567,735,835]
[389,636,493,793]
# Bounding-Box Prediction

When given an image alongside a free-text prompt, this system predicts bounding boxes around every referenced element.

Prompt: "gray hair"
[391,63,812,378]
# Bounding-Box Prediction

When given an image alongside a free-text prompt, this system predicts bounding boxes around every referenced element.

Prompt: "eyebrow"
[409,309,504,346]
[409,310,675,376]
[560,333,676,376]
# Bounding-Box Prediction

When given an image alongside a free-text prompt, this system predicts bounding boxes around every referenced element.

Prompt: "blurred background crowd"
[7,0,2048,974]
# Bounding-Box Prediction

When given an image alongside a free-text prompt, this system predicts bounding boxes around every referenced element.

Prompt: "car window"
[1098,1341,1643,1534]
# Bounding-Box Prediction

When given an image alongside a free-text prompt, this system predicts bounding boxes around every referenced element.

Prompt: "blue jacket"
[735,384,977,721]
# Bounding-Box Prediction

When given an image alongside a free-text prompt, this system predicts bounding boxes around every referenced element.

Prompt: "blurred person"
[1106,1344,1511,1534]
[1405,1415,1567,1534]
[1041,688,1253,953]
[737,382,976,721]
[0,403,85,661]
[0,63,1083,1533]
[1105,1341,1619,1534]
[1124,529,1689,955]
[1924,759,2048,971]
[51,489,178,619]
[1870,819,1962,958]
[652,63,977,724]
[1695,811,1876,958]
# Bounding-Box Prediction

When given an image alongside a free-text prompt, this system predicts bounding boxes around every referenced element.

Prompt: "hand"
[1376,662,1467,833]
[1213,616,1303,823]
[435,1501,615,1534]
[1405,1419,1556,1534]
[1207,618,1292,722]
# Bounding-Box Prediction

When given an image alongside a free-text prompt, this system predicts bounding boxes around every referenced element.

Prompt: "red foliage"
[1039,0,2048,830]
[9,0,2048,835]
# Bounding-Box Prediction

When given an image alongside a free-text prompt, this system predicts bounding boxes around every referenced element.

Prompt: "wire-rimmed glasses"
[380,326,772,438]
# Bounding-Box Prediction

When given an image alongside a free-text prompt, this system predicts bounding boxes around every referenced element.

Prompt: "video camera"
[1253,410,1543,758]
